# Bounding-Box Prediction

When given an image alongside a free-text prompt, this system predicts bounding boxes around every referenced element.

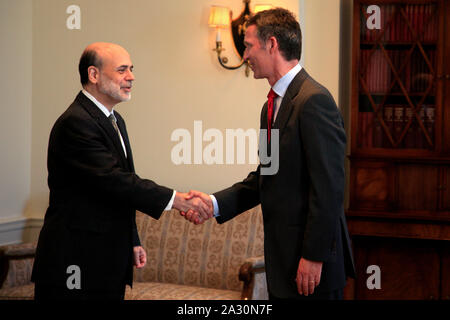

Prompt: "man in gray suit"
[184,8,355,300]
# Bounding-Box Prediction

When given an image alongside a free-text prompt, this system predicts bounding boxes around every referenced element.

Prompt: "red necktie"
[267,88,278,143]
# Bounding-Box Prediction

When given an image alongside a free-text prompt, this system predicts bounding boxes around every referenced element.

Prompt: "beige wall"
[1,0,346,234]
[0,0,32,230]
[301,0,341,104]
[26,0,299,220]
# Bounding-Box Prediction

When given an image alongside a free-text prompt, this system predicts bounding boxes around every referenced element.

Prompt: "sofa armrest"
[0,242,36,289]
[239,255,268,300]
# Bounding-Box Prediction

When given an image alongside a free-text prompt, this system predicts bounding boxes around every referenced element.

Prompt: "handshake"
[173,190,214,225]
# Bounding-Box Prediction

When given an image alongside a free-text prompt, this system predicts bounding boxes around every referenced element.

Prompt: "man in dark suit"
[183,8,355,300]
[31,42,211,300]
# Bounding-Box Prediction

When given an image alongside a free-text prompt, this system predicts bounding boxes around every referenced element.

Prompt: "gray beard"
[99,80,131,102]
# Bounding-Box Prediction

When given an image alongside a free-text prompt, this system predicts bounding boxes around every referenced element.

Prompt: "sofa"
[0,205,268,300]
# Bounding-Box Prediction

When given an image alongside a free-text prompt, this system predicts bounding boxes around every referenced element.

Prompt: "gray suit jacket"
[214,69,356,298]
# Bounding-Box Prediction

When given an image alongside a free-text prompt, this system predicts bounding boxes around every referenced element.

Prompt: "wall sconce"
[208,0,273,77]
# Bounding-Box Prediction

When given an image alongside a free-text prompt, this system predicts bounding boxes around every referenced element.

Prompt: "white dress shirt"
[210,63,303,217]
[271,63,302,122]
[81,89,175,210]
[81,89,127,158]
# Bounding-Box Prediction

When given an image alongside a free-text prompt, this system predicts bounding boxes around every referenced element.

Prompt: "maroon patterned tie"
[267,88,278,143]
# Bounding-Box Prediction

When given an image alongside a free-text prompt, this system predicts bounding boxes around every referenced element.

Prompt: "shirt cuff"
[210,195,220,217]
[165,190,177,211]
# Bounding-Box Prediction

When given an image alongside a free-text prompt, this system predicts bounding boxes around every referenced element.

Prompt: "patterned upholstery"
[0,284,34,300]
[0,206,267,300]
[127,206,265,299]
[125,282,241,300]
[0,243,36,299]
[0,242,35,289]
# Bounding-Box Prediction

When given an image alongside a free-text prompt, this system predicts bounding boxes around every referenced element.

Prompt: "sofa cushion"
[0,282,242,301]
[134,206,264,292]
[0,284,34,300]
[125,282,240,300]
[0,282,241,301]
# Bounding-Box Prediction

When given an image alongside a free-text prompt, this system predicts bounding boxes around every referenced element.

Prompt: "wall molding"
[0,217,43,245]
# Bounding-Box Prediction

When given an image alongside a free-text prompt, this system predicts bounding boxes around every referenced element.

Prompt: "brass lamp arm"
[213,41,250,76]
[217,54,246,70]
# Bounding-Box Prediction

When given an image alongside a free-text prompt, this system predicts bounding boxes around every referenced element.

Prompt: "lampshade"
[254,4,273,13]
[208,6,230,28]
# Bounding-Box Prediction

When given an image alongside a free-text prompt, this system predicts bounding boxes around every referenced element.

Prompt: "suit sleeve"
[299,93,346,262]
[132,212,141,247]
[53,113,173,219]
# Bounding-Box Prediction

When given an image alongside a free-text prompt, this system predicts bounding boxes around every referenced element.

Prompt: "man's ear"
[268,36,278,53]
[87,66,99,84]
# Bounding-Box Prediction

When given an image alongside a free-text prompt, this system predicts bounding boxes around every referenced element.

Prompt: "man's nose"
[126,70,135,81]
[243,50,249,61]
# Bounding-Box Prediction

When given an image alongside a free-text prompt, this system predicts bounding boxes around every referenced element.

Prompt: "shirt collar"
[82,89,115,118]
[272,63,302,98]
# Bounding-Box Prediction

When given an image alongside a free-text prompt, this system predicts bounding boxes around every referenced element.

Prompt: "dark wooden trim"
[238,261,265,300]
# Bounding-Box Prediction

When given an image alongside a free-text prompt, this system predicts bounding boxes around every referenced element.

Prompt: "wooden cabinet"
[346,0,450,299]
[442,247,450,300]
[353,238,441,300]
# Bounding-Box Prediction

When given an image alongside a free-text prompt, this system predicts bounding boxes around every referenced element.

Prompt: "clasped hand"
[173,190,213,224]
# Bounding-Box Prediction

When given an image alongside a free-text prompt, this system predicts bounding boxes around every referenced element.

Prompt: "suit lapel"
[75,91,130,169]
[272,68,309,136]
[116,114,135,173]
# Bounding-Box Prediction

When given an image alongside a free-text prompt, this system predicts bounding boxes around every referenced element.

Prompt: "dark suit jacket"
[214,69,356,298]
[31,91,173,292]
